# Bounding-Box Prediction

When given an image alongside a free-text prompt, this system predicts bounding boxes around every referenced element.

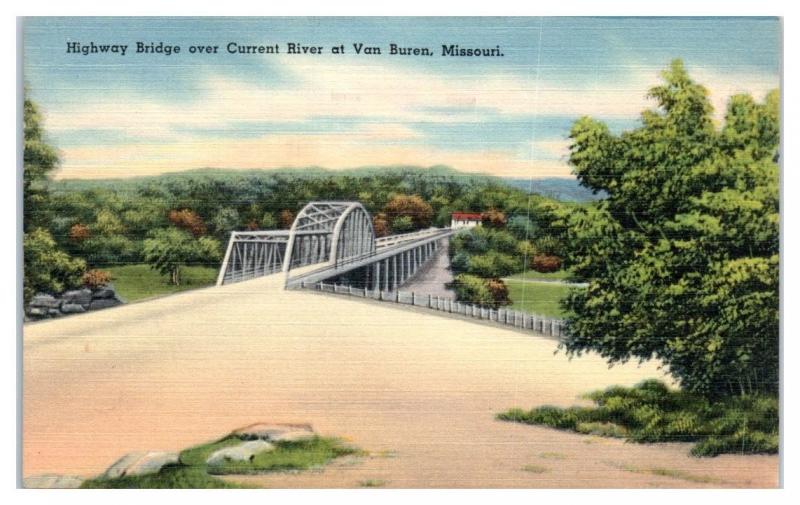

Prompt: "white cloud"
[44,56,779,179]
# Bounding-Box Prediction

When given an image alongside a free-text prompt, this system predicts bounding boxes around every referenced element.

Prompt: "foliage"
[507,215,538,241]
[279,209,295,229]
[384,194,434,230]
[211,207,240,237]
[452,274,509,308]
[561,60,779,398]
[81,465,242,489]
[497,379,778,457]
[531,254,562,273]
[68,223,91,242]
[23,228,86,303]
[373,212,390,237]
[390,215,415,233]
[79,234,140,266]
[260,212,277,229]
[81,269,113,289]
[23,97,59,232]
[467,251,519,278]
[168,209,207,237]
[142,228,221,285]
[481,209,508,228]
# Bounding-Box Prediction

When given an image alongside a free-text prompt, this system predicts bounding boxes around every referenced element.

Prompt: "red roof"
[451,212,482,220]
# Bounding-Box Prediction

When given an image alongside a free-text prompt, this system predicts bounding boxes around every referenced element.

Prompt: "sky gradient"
[23,17,781,180]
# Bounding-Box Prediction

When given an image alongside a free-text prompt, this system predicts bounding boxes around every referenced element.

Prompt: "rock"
[29,294,60,309]
[62,288,93,307]
[47,309,62,318]
[23,474,84,489]
[89,298,122,311]
[60,303,86,314]
[101,451,179,479]
[26,306,47,317]
[92,286,117,299]
[232,422,315,442]
[206,440,275,466]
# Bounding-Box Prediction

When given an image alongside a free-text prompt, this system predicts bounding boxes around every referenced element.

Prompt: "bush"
[384,194,433,230]
[531,254,562,273]
[391,215,415,233]
[486,278,511,307]
[468,251,519,278]
[169,209,207,237]
[498,380,778,457]
[452,274,494,307]
[23,228,86,303]
[82,269,113,288]
[481,209,507,228]
[68,223,91,242]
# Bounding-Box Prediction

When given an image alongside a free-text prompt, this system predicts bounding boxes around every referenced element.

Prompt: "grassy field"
[507,270,572,282]
[106,264,218,302]
[505,279,571,318]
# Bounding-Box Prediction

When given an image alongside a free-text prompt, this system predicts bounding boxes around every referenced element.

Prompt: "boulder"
[60,303,86,314]
[47,309,62,318]
[206,440,275,466]
[29,294,60,309]
[232,422,315,442]
[101,451,179,479]
[23,474,84,489]
[89,298,122,311]
[62,288,93,307]
[92,286,117,299]
[26,306,47,317]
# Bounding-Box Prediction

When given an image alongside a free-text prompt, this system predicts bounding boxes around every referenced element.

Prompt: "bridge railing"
[309,281,567,341]
[375,227,447,249]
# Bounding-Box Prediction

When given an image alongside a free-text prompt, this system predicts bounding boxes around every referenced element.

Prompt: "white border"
[3,1,796,504]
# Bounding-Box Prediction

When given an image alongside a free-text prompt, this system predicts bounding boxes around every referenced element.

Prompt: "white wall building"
[450,212,482,229]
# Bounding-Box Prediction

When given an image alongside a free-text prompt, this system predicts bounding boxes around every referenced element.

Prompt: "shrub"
[391,215,415,234]
[452,274,494,307]
[486,278,511,306]
[23,228,86,303]
[82,269,113,288]
[468,252,519,278]
[531,254,562,273]
[384,194,433,230]
[68,223,91,242]
[373,213,390,237]
[498,380,778,457]
[481,209,507,228]
[279,209,295,229]
[168,209,207,237]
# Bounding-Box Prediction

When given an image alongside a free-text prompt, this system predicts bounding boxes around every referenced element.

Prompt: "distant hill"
[51,165,601,202]
[502,177,603,202]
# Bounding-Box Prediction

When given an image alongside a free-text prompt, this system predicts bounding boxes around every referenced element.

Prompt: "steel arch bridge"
[217,201,376,285]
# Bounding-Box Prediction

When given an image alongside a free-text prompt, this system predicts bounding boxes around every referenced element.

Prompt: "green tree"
[23,97,59,232]
[23,229,86,304]
[561,60,779,398]
[142,228,221,285]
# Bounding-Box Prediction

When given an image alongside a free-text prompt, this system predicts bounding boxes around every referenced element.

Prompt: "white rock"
[23,474,84,489]
[102,451,179,479]
[232,422,314,441]
[270,430,317,443]
[206,440,275,466]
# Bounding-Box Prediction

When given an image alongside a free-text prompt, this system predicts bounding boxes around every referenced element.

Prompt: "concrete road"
[23,274,778,488]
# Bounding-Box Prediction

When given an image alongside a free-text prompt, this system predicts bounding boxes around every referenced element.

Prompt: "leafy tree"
[561,60,779,398]
[260,212,278,229]
[279,209,296,229]
[68,223,91,242]
[390,215,415,233]
[23,97,59,232]
[507,215,538,241]
[481,209,508,228]
[211,207,240,236]
[384,194,433,230]
[372,212,390,238]
[142,228,221,285]
[23,229,86,303]
[94,208,126,235]
[168,209,207,237]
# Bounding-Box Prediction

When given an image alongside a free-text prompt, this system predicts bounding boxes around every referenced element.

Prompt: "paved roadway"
[23,273,778,488]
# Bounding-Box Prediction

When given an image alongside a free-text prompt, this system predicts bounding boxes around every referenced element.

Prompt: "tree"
[68,223,91,242]
[23,97,59,232]
[390,215,415,233]
[561,60,779,398]
[211,207,240,236]
[373,212,390,237]
[481,209,507,229]
[384,194,433,230]
[168,209,207,237]
[143,228,221,285]
[23,229,86,303]
[279,209,296,229]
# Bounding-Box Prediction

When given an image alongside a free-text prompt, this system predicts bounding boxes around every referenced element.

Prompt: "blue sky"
[23,17,781,179]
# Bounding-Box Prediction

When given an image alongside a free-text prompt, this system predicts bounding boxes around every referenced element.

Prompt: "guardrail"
[307,281,567,341]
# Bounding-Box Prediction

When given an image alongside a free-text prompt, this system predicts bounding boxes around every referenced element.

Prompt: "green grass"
[106,264,218,302]
[521,464,549,474]
[609,462,723,484]
[82,434,360,488]
[507,270,572,282]
[505,279,570,318]
[497,379,779,457]
[358,479,388,487]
